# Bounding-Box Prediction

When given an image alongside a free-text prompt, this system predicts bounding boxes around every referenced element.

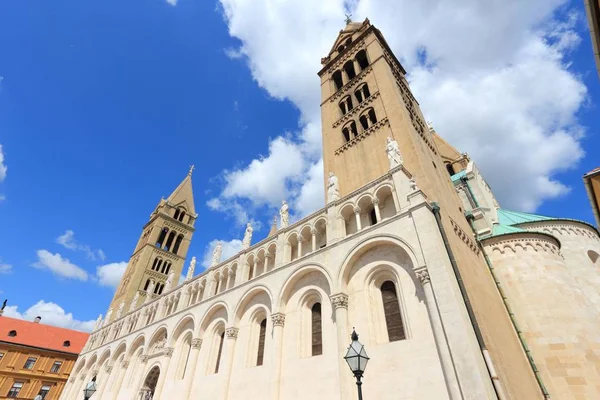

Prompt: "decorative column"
[415,268,462,400]
[222,328,239,399]
[353,59,361,76]
[330,293,352,400]
[254,259,259,279]
[181,339,202,398]
[109,360,129,400]
[270,313,286,400]
[263,253,269,274]
[354,206,362,231]
[94,363,113,398]
[311,228,318,252]
[180,286,191,311]
[131,354,149,398]
[228,271,235,290]
[155,347,174,399]
[63,376,76,399]
[372,198,381,223]
[284,242,291,263]
[297,236,305,258]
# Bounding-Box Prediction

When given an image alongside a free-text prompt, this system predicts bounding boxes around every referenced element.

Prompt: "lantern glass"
[344,329,369,375]
[83,377,97,398]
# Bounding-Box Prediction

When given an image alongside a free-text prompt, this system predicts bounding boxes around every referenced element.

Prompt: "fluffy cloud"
[0,261,12,274]
[96,262,128,288]
[3,300,96,332]
[214,0,588,214]
[201,239,243,268]
[32,250,89,281]
[0,144,7,182]
[56,230,106,261]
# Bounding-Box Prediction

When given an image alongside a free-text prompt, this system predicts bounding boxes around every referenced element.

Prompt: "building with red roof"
[0,315,89,399]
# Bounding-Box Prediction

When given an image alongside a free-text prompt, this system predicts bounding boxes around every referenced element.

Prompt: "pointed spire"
[166,168,196,215]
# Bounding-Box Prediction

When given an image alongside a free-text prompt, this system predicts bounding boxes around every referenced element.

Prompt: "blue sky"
[0,0,599,331]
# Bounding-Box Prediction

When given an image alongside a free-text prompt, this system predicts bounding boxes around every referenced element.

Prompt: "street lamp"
[344,328,370,400]
[83,376,97,400]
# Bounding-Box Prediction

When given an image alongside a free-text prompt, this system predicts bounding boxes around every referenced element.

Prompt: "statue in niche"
[186,256,196,281]
[115,301,125,319]
[166,271,175,290]
[242,223,253,249]
[211,243,222,266]
[129,292,140,312]
[385,137,403,169]
[327,172,340,203]
[280,200,289,228]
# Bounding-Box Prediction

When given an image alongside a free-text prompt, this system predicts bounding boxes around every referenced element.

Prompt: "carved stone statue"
[280,200,289,228]
[129,292,140,312]
[95,314,103,330]
[327,172,340,203]
[242,223,253,249]
[145,280,155,303]
[166,271,175,290]
[186,256,197,281]
[409,177,419,192]
[211,243,222,266]
[1,299,6,310]
[104,308,113,325]
[385,137,403,169]
[115,301,125,319]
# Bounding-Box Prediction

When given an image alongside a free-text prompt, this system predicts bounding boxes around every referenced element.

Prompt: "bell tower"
[106,168,197,322]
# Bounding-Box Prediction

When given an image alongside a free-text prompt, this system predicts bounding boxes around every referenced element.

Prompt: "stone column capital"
[311,228,318,236]
[79,374,86,381]
[121,361,130,369]
[372,197,380,205]
[330,293,349,309]
[191,338,202,349]
[298,236,306,243]
[271,312,286,327]
[354,206,361,214]
[415,268,431,285]
[226,327,239,339]
[104,364,113,373]
[140,354,149,363]
[164,347,174,357]
[69,377,75,383]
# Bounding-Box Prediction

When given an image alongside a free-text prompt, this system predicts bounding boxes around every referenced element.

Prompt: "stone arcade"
[61,19,600,400]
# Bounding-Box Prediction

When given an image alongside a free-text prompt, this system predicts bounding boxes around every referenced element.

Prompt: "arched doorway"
[139,366,160,400]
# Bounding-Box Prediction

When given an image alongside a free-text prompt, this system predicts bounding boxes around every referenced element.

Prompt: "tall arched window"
[144,279,151,291]
[256,318,267,366]
[445,163,454,177]
[311,303,323,356]
[173,234,184,255]
[332,70,343,91]
[178,336,192,379]
[156,228,168,247]
[356,49,369,70]
[381,281,405,341]
[164,262,171,275]
[359,114,369,130]
[152,258,159,271]
[342,121,358,143]
[165,232,176,251]
[368,109,377,125]
[174,209,181,220]
[339,96,353,116]
[343,60,356,81]
[156,259,163,272]
[215,332,225,373]
[179,211,186,222]
[248,263,254,281]
[355,83,370,103]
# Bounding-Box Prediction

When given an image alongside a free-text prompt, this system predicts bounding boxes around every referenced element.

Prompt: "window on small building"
[311,303,323,356]
[256,318,267,366]
[23,357,37,370]
[63,340,71,347]
[7,382,23,398]
[0,352,4,362]
[37,384,51,400]
[50,361,63,373]
[356,49,369,70]
[8,330,16,337]
[215,332,225,373]
[332,70,344,91]
[343,60,356,81]
[381,281,405,341]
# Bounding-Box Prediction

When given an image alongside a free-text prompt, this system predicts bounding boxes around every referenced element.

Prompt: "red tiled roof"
[0,316,89,354]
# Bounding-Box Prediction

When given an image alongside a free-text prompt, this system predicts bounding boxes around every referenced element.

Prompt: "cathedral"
[60,19,600,400]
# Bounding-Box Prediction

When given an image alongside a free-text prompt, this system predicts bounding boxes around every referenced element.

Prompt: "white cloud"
[56,230,106,261]
[3,300,96,332]
[0,262,12,274]
[0,144,7,182]
[166,0,177,5]
[32,250,89,281]
[215,0,588,213]
[201,239,243,268]
[96,262,128,288]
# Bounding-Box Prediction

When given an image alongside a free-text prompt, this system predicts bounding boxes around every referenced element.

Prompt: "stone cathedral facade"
[61,19,600,400]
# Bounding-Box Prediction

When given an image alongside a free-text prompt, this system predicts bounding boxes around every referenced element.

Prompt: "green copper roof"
[479,223,526,239]
[497,209,554,226]
[451,170,466,183]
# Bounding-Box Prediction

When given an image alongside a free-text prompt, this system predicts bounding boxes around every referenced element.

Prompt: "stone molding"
[226,327,239,339]
[449,218,480,255]
[191,338,202,349]
[330,293,349,309]
[414,268,431,285]
[271,313,286,327]
[487,236,560,256]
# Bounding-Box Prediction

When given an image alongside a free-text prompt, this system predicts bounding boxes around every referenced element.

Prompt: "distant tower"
[106,168,196,322]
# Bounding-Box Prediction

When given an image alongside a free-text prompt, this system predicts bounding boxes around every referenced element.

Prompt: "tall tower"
[106,169,196,322]
[319,19,545,398]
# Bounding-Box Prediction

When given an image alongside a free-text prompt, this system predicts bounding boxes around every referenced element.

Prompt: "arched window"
[173,234,184,255]
[359,114,369,130]
[381,281,405,341]
[179,211,186,222]
[248,263,254,281]
[256,318,267,366]
[342,121,358,143]
[339,96,353,116]
[339,100,347,115]
[165,232,176,251]
[152,258,159,271]
[356,49,369,70]
[343,60,356,81]
[144,279,151,291]
[445,163,454,177]
[156,228,168,247]
[215,332,225,373]
[361,83,370,99]
[156,259,163,272]
[369,208,377,225]
[368,109,377,125]
[177,336,192,379]
[164,262,171,275]
[332,70,343,91]
[342,127,351,143]
[174,209,180,220]
[311,303,323,356]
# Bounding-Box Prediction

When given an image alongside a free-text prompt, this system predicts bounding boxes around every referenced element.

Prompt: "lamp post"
[83,376,97,400]
[344,328,370,400]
